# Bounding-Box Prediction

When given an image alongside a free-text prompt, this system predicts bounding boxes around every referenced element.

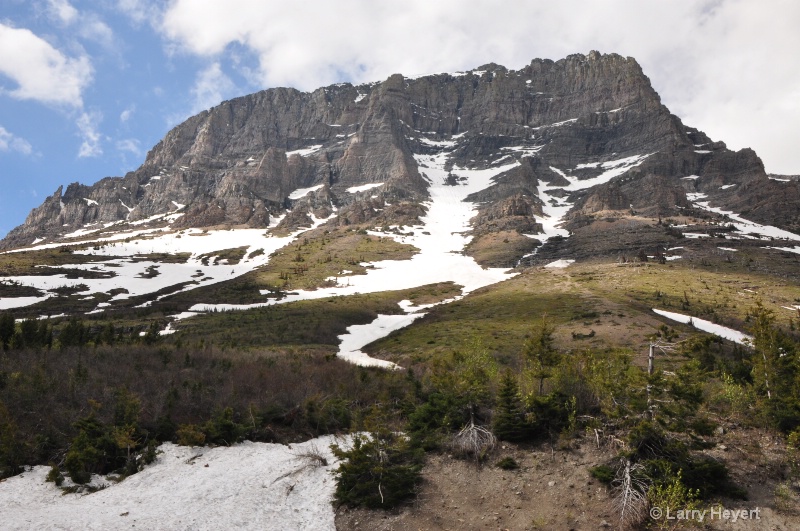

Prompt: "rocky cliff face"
[3,51,795,250]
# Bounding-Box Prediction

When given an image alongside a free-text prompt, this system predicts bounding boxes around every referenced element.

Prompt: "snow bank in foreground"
[0,437,345,531]
[653,308,752,345]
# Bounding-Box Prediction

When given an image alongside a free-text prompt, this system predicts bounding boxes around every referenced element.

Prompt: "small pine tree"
[0,402,23,478]
[0,312,15,351]
[331,404,424,509]
[143,322,160,345]
[493,372,532,442]
[19,318,39,348]
[59,319,87,348]
[331,432,424,509]
[524,316,560,395]
[64,430,99,484]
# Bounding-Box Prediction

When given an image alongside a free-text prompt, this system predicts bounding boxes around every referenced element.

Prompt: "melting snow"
[1,218,335,313]
[531,118,577,130]
[0,438,343,531]
[337,313,423,369]
[346,183,384,193]
[0,295,53,311]
[418,137,457,148]
[286,145,323,157]
[289,184,325,200]
[544,259,574,268]
[653,309,752,345]
[769,245,800,256]
[691,199,800,241]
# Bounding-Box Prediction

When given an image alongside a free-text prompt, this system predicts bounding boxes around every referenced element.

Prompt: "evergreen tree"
[98,322,115,345]
[749,303,800,431]
[493,371,532,442]
[0,312,14,351]
[143,322,160,345]
[59,319,87,348]
[524,316,560,395]
[64,430,99,484]
[18,318,39,348]
[37,319,52,349]
[0,402,23,478]
[331,405,423,508]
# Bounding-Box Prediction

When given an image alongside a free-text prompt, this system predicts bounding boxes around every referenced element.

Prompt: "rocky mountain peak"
[1,52,794,253]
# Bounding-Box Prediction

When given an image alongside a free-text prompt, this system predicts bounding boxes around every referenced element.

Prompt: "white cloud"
[157,0,800,174]
[0,125,33,155]
[44,0,115,50]
[116,138,141,155]
[77,110,103,157]
[189,62,236,115]
[166,62,236,125]
[79,16,115,49]
[46,0,78,25]
[117,0,161,25]
[120,105,135,123]
[0,23,93,107]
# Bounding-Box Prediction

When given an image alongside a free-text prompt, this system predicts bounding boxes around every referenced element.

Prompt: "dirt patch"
[335,430,800,530]
[335,439,618,530]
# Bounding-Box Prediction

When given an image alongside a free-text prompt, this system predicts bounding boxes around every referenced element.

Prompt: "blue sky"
[1,0,799,239]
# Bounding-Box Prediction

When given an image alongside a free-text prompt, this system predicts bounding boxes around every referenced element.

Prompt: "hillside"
[1,52,800,530]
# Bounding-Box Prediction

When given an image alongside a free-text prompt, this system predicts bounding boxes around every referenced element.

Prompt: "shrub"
[0,402,23,478]
[495,456,519,470]
[589,464,615,484]
[46,464,64,486]
[203,407,246,446]
[627,421,746,500]
[64,431,99,484]
[304,396,352,434]
[176,424,206,446]
[407,392,466,450]
[647,469,700,530]
[528,392,573,438]
[331,433,424,509]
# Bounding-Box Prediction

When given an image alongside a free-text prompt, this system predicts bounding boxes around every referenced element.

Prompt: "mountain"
[4,52,800,530]
[4,50,797,259]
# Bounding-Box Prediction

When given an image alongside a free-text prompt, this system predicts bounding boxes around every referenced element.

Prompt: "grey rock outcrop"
[3,51,797,250]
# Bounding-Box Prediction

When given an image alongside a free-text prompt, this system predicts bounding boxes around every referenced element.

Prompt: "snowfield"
[0,437,345,531]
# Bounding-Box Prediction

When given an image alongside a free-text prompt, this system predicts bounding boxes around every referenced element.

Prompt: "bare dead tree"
[612,458,649,530]
[647,340,677,419]
[451,418,496,462]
